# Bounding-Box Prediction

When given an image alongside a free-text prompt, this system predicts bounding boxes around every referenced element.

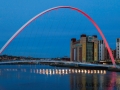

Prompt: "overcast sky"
[0,0,120,58]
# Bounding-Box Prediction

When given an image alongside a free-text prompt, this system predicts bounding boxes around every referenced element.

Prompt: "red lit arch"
[0,6,116,66]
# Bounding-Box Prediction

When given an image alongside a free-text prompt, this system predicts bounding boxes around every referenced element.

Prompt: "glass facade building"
[86,42,94,62]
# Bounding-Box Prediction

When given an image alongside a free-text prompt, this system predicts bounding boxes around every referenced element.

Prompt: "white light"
[88,70,90,74]
[62,70,64,74]
[104,70,106,74]
[46,70,48,75]
[81,70,83,73]
[75,69,77,73]
[72,69,74,73]
[94,70,96,73]
[91,70,93,73]
[56,70,58,74]
[97,70,99,74]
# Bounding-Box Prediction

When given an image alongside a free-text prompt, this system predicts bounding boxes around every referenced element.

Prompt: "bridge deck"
[0,60,117,68]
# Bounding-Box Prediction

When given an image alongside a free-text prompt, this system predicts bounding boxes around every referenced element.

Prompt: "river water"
[0,65,120,90]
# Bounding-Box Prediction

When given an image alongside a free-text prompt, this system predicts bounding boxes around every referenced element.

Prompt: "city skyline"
[0,0,120,57]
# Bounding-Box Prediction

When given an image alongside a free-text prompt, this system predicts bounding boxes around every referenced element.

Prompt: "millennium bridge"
[0,6,119,72]
[0,60,119,69]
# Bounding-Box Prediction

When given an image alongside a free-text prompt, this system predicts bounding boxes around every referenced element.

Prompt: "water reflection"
[70,71,118,90]
[0,65,120,90]
[0,68,106,75]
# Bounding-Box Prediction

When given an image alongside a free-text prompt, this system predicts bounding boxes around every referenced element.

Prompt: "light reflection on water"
[0,65,120,90]
[1,68,106,75]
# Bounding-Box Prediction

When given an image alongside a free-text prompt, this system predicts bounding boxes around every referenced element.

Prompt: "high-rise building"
[86,35,98,62]
[116,38,120,59]
[80,34,87,62]
[70,34,98,62]
[98,40,105,61]
[70,38,82,62]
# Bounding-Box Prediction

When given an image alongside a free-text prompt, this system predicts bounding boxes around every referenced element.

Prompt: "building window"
[117,39,119,42]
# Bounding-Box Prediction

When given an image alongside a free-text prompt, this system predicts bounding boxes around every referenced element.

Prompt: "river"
[0,65,120,90]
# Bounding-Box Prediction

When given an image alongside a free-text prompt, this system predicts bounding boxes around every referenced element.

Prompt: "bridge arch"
[0,6,116,66]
